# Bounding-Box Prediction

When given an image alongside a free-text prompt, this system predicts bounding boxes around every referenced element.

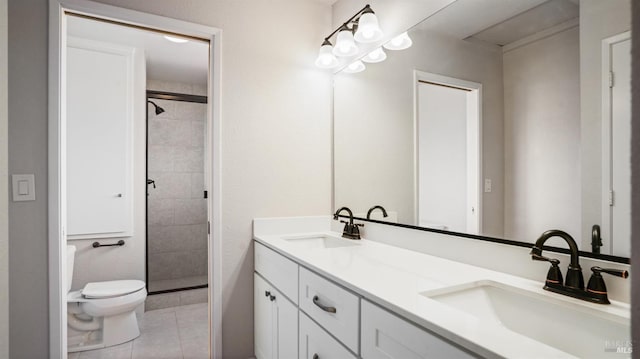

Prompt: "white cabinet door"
[255,274,274,359]
[273,286,298,359]
[67,37,136,238]
[361,300,475,359]
[299,312,356,359]
[255,273,298,359]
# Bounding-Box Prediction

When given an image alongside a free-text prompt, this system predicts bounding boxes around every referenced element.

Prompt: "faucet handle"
[531,252,556,263]
[586,267,627,304]
[590,266,628,278]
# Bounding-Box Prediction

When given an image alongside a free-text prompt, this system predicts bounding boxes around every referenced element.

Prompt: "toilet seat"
[82,280,145,299]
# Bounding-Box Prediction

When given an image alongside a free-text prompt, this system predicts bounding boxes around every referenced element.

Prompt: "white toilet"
[66,245,147,352]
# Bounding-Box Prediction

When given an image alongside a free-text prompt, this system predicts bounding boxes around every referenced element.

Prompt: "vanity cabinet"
[299,312,357,359]
[361,300,475,359]
[254,241,474,359]
[254,273,298,359]
[299,267,359,353]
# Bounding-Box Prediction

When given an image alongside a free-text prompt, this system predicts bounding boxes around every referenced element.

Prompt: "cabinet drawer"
[361,300,475,359]
[255,242,298,304]
[299,312,357,359]
[299,267,359,353]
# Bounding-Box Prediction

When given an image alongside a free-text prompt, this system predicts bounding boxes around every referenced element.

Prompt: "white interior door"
[610,37,631,257]
[602,32,631,257]
[417,78,480,234]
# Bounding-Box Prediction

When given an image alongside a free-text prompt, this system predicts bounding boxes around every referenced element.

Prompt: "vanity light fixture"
[314,4,383,69]
[383,32,413,51]
[353,6,383,43]
[315,39,340,68]
[362,47,387,63]
[333,26,359,57]
[343,60,365,74]
[164,35,189,43]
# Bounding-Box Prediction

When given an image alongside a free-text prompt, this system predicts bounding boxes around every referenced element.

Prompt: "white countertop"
[254,228,631,359]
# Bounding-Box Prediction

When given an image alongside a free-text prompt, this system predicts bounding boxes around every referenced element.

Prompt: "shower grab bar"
[92,240,125,248]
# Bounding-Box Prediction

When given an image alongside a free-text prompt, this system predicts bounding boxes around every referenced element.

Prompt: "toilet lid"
[82,280,145,299]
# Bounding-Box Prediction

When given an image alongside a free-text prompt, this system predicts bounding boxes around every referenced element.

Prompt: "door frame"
[413,70,482,234]
[48,1,223,358]
[601,30,631,255]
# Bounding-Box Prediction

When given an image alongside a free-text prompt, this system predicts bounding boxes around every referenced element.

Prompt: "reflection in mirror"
[334,0,631,259]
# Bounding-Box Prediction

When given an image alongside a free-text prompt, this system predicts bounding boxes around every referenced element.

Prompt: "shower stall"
[145,89,208,295]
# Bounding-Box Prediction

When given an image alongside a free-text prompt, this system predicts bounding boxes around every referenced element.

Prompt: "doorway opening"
[49,1,222,358]
[414,71,482,234]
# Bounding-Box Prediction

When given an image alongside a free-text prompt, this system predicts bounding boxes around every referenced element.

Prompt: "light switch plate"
[12,174,35,201]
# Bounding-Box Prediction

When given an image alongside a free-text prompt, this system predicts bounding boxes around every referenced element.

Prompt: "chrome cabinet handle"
[265,291,270,297]
[116,193,123,197]
[269,294,276,301]
[313,354,319,359]
[312,295,336,313]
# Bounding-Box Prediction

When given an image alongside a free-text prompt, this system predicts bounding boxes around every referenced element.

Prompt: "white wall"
[8,1,332,358]
[580,0,631,249]
[334,28,505,234]
[503,26,581,244]
[0,0,8,356]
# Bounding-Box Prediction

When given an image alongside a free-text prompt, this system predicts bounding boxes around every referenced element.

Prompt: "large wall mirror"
[333,0,631,261]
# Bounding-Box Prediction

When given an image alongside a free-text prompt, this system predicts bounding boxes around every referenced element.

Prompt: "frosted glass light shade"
[354,12,383,43]
[383,32,413,51]
[362,47,387,63]
[315,44,339,69]
[343,60,365,74]
[333,29,358,57]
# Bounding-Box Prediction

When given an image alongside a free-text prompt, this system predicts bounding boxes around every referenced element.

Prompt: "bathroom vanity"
[253,216,631,359]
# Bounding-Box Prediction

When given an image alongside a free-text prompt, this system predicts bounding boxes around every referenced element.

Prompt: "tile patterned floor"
[68,303,208,359]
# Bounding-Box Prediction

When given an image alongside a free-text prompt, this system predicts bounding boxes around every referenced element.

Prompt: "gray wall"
[8,1,49,358]
[8,1,332,358]
[503,26,581,242]
[0,0,8,356]
[580,0,631,248]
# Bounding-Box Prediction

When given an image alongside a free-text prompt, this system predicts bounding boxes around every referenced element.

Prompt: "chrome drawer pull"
[313,295,337,313]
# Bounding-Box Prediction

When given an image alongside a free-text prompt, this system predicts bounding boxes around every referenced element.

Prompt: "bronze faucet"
[333,207,363,240]
[531,229,627,304]
[366,205,388,220]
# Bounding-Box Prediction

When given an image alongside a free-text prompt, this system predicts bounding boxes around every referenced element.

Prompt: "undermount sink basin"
[421,281,630,358]
[281,234,360,249]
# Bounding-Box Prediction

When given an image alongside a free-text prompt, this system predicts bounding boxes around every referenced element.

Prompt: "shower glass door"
[146,89,208,294]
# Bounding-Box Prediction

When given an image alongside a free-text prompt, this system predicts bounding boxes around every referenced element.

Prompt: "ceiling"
[416,0,579,47]
[67,15,209,86]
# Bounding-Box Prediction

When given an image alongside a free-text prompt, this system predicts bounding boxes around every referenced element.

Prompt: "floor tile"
[77,342,132,359]
[69,303,208,359]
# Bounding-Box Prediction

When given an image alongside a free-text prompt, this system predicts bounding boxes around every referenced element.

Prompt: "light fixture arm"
[320,4,374,45]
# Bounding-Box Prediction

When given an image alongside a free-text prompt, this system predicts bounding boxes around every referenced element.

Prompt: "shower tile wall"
[147,80,207,288]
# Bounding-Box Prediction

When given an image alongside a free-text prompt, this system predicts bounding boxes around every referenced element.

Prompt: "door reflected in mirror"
[333,0,631,259]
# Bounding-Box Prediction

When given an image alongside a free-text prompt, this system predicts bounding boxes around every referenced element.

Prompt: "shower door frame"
[48,1,223,358]
[145,90,209,295]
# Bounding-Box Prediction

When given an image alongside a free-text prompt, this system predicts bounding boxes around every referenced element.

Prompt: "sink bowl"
[421,280,630,358]
[281,234,360,249]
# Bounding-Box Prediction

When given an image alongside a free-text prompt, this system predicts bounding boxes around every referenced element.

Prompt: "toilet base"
[68,311,141,352]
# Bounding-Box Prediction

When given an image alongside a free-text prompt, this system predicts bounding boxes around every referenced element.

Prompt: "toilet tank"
[66,245,76,293]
